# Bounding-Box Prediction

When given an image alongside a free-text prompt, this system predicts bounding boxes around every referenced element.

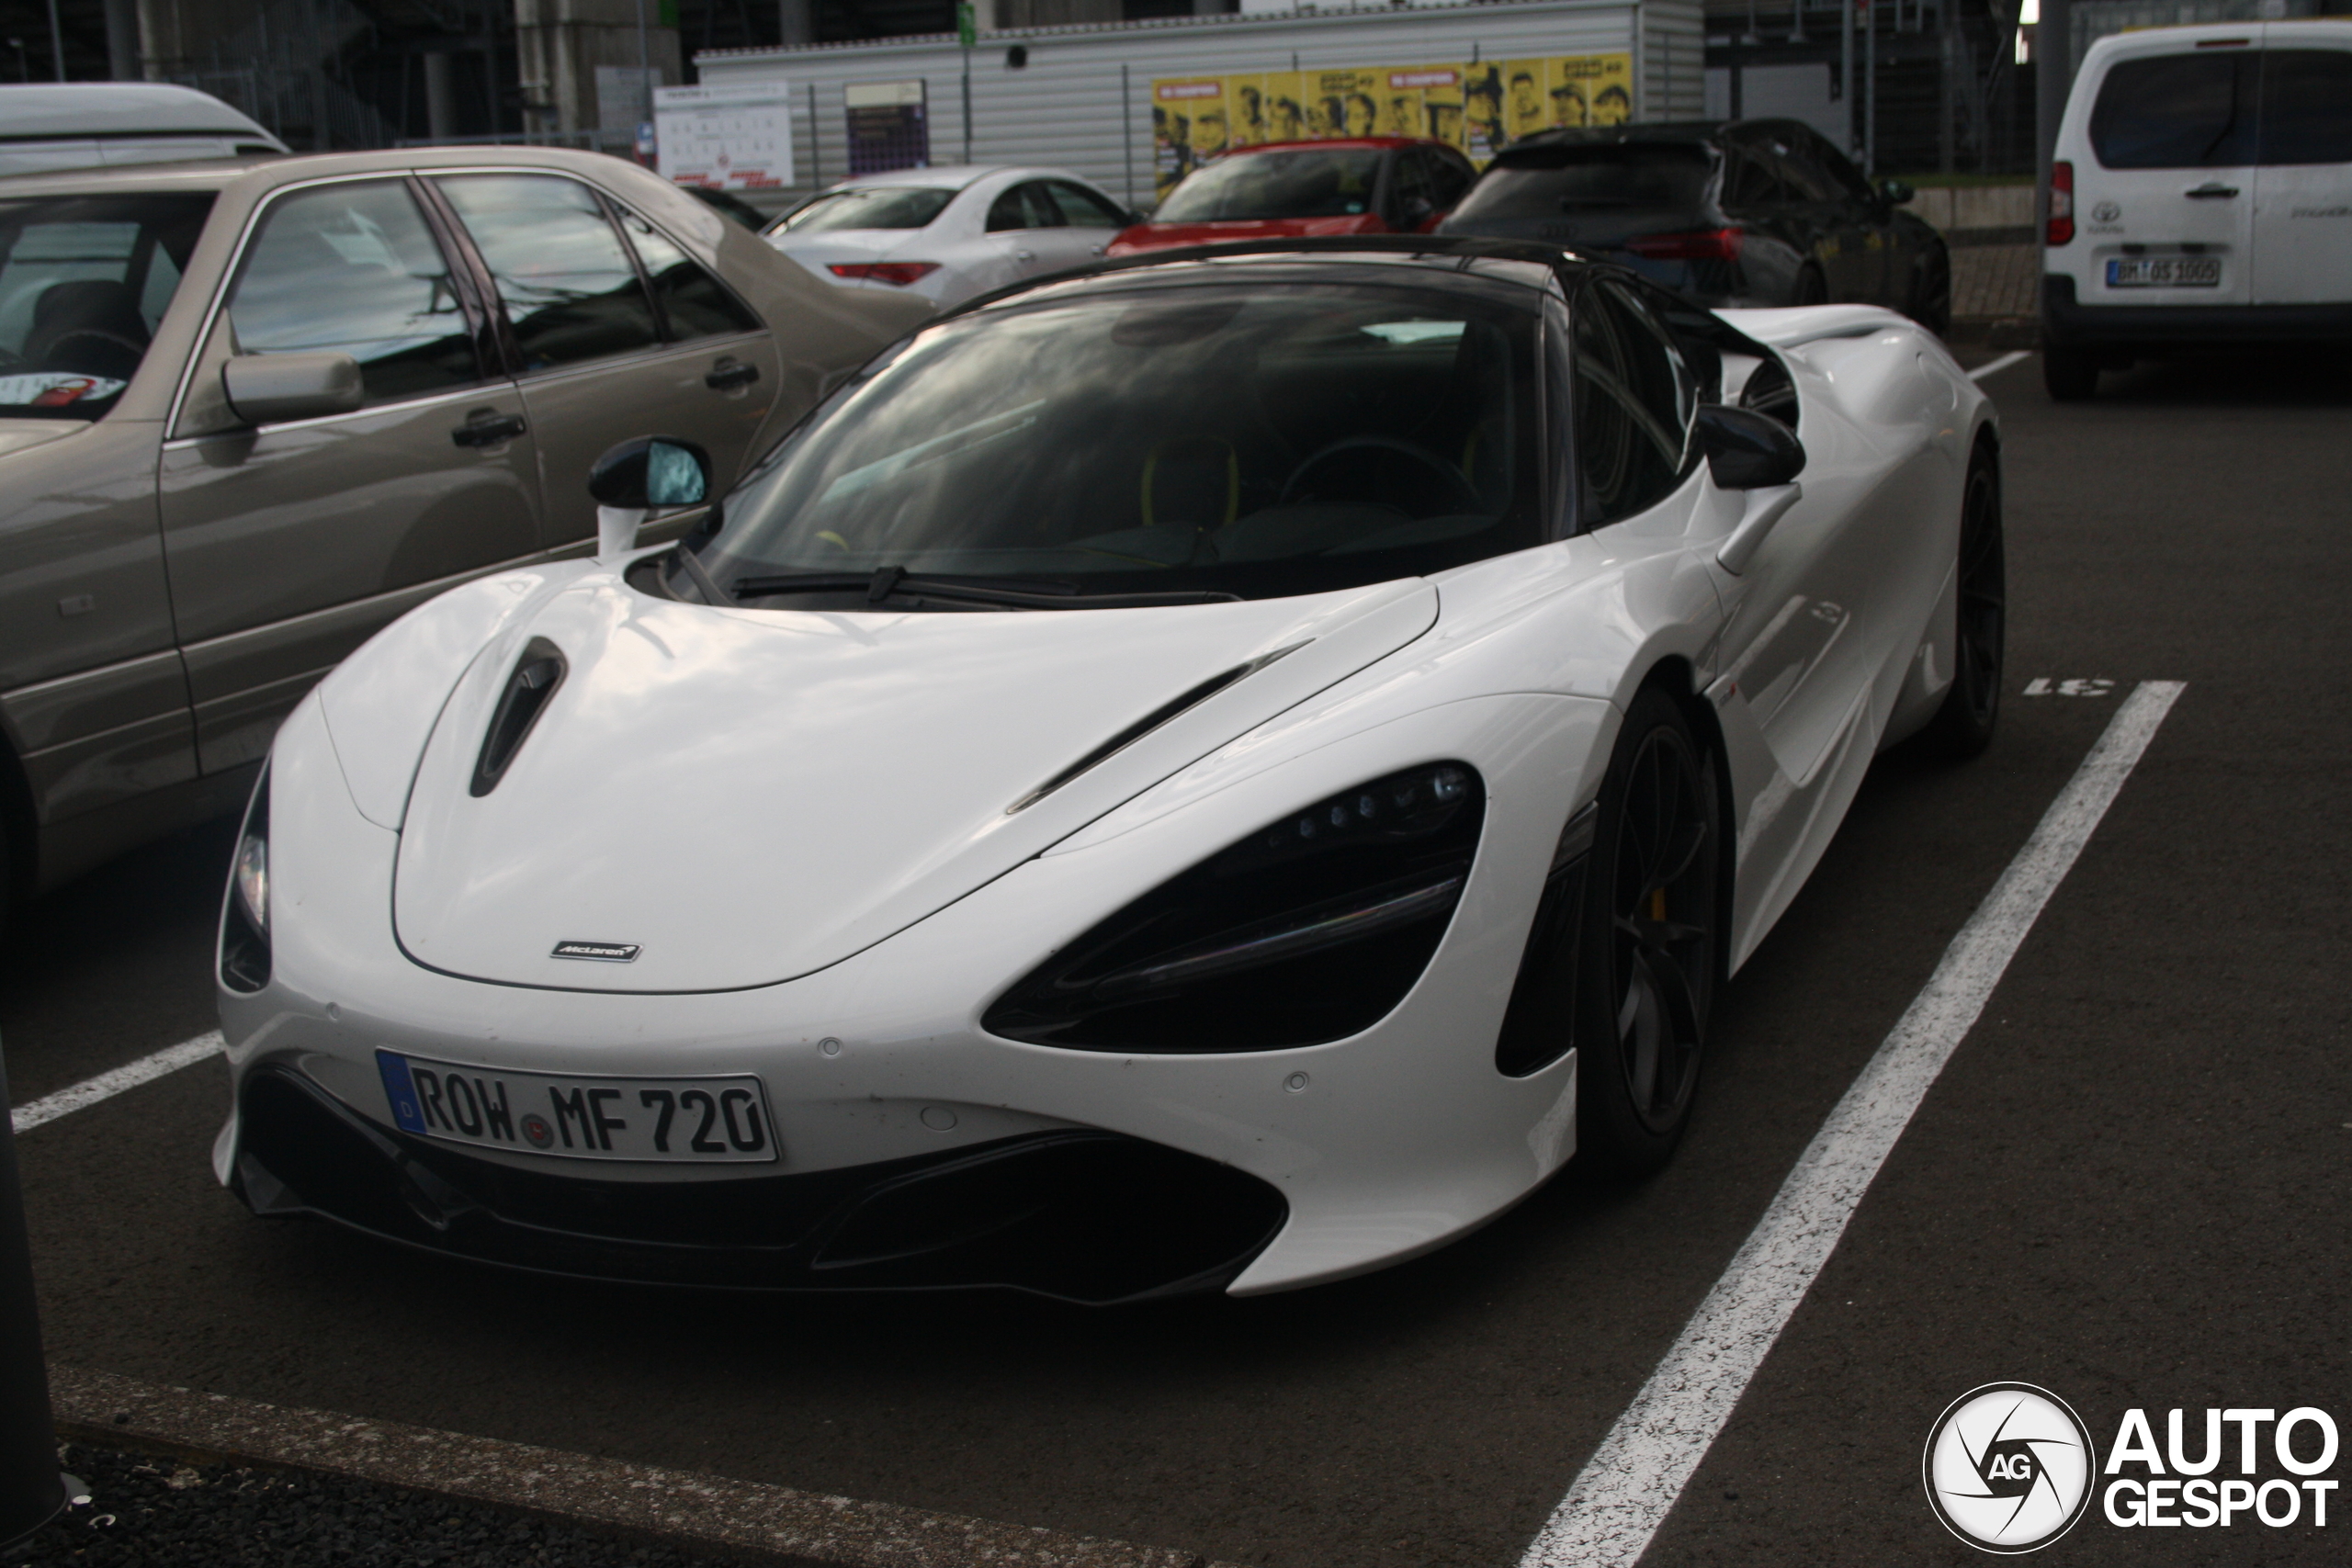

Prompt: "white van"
[2041,20,2352,399]
[0,83,288,179]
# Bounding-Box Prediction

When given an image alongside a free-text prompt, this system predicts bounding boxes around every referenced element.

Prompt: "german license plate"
[2106,256,2221,288]
[375,1050,777,1164]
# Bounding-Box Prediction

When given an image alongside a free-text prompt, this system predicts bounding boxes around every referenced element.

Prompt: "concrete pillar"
[778,0,809,44]
[514,0,681,140]
[105,0,138,78]
[424,50,458,138]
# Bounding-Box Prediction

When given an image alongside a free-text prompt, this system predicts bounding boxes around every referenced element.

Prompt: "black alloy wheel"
[1922,445,2006,757]
[1792,265,1829,307]
[1577,687,1721,1175]
[1910,250,1953,337]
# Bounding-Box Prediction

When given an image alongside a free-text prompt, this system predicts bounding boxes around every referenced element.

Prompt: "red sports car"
[1106,138,1478,257]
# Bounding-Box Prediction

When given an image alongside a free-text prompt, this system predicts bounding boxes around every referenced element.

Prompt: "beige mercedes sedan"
[0,145,930,902]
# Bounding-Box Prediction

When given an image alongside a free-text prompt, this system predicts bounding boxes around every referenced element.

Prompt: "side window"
[1772,138,1843,204]
[614,207,761,340]
[1721,142,1788,209]
[1804,131,1877,203]
[434,173,661,371]
[1427,150,1476,209]
[985,182,1065,232]
[1572,283,1684,526]
[1047,180,1128,228]
[227,179,481,406]
[1387,151,1435,226]
[2256,50,2352,166]
[1603,280,1695,437]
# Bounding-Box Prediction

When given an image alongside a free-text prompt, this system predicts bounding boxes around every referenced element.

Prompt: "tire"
[1908,249,1952,337]
[1575,687,1723,1178]
[1792,265,1829,307]
[1920,444,2006,758]
[2043,345,2098,400]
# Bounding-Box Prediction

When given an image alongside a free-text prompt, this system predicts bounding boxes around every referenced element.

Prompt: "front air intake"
[469,638,566,797]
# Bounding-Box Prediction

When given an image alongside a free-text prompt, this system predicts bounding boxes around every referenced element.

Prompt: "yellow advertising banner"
[1150,53,1632,199]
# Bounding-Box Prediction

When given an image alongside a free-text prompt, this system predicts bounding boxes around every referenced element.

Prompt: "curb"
[50,1366,1240,1568]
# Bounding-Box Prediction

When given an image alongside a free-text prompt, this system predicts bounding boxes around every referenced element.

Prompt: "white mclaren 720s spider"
[215,237,2004,1304]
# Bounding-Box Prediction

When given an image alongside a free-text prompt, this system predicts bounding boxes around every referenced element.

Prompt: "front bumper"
[224,689,1608,1296]
[234,1063,1283,1303]
[2041,274,2352,349]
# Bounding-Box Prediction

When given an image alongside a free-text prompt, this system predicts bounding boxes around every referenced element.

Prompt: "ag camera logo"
[1923,1383,2095,1552]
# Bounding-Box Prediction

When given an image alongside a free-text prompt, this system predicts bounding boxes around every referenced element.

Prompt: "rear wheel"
[2043,345,2098,400]
[1921,445,2006,757]
[1576,688,1722,1177]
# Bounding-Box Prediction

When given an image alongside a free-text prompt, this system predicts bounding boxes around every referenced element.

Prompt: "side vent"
[1005,641,1306,816]
[470,638,566,797]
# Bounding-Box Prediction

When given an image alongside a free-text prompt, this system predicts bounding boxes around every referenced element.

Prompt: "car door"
[428,170,782,551]
[1043,178,1129,258]
[1788,130,1892,301]
[2247,37,2352,306]
[984,180,1088,281]
[158,174,545,775]
[2073,43,2257,309]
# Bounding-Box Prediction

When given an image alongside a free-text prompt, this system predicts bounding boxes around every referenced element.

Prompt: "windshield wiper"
[729,565,1238,609]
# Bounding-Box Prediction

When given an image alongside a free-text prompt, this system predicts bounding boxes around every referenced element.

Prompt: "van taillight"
[2048,162,2075,247]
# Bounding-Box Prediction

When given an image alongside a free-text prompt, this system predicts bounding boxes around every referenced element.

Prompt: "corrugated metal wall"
[696,0,1706,209]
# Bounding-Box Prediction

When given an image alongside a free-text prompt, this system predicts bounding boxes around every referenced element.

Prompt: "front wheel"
[1920,445,2006,757]
[1908,250,1952,337]
[1576,687,1723,1177]
[1792,265,1829,307]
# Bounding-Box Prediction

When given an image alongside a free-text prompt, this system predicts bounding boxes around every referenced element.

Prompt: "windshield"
[0,192,212,419]
[1448,146,1712,221]
[771,186,956,234]
[688,279,1544,606]
[1153,150,1385,222]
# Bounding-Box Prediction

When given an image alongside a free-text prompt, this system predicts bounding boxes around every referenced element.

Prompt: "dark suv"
[1439,118,1951,332]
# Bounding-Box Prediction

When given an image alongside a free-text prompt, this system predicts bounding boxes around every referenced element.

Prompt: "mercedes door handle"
[705,357,760,391]
[1015,248,1036,262]
[1090,243,1107,255]
[451,410,526,447]
[2184,183,2240,199]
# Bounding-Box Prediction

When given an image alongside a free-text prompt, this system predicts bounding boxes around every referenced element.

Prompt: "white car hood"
[390,574,1437,993]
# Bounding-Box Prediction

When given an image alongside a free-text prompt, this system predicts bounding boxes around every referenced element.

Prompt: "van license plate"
[2107,257,2221,288]
[376,1050,778,1163]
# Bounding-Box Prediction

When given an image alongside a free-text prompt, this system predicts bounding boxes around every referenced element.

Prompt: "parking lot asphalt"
[5,348,2347,1567]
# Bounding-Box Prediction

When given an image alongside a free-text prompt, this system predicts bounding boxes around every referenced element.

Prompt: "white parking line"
[10,1032,224,1135]
[1521,680,2186,1568]
[1968,349,2031,382]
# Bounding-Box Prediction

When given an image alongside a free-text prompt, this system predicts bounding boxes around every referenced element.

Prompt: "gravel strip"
[7,1442,736,1566]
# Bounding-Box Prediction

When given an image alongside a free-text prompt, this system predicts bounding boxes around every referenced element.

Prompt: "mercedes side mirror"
[1879,177,1915,206]
[588,435,712,561]
[220,351,363,425]
[1694,404,1805,489]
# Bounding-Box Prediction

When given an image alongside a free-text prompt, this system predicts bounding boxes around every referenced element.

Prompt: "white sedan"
[212,240,2003,1304]
[762,164,1137,311]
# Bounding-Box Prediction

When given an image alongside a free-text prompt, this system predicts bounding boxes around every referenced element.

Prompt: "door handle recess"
[1015,248,1036,262]
[2184,183,2240,199]
[452,411,527,446]
[705,357,760,390]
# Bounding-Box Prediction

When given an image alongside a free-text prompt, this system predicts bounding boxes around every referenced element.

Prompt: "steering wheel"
[1279,436,1480,514]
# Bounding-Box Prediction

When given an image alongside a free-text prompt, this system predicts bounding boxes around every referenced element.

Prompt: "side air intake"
[470,638,566,797]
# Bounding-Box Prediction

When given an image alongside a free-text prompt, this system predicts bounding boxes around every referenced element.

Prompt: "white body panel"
[764,165,1127,311]
[221,281,1995,1294]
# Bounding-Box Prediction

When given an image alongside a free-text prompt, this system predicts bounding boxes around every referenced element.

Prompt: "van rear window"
[2256,51,2352,166]
[2090,54,2256,168]
[2091,49,2352,168]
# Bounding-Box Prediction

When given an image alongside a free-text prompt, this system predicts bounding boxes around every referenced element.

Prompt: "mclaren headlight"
[984,762,1485,1052]
[220,768,270,993]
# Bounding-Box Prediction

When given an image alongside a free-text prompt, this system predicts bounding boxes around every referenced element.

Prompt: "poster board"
[845,79,930,175]
[655,80,796,190]
[1149,53,1633,200]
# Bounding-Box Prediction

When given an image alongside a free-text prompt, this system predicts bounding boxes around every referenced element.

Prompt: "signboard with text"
[655,80,796,190]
